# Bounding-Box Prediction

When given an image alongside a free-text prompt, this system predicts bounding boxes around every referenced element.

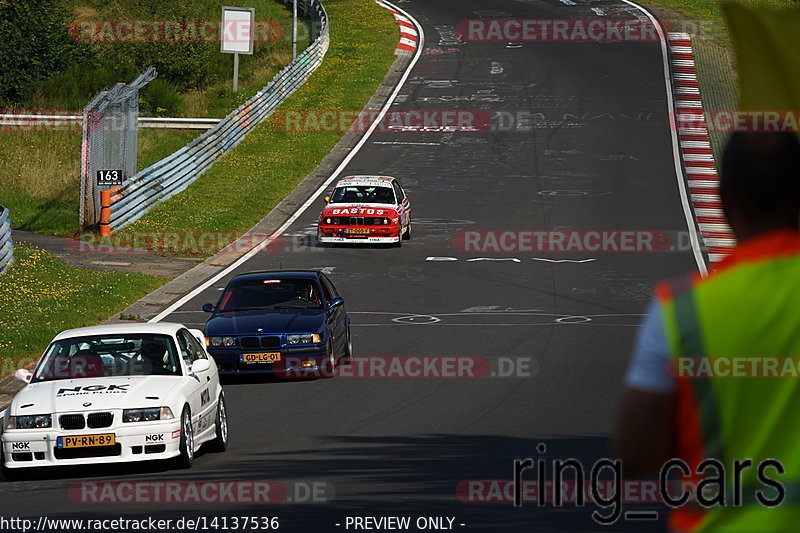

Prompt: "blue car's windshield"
[218,278,323,312]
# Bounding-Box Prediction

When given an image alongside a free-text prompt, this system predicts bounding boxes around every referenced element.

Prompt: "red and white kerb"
[668,32,735,269]
[373,0,419,54]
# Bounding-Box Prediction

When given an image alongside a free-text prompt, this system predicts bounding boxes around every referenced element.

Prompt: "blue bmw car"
[202,271,351,377]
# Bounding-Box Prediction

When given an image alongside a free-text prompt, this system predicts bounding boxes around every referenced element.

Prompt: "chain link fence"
[80,67,157,228]
[0,206,14,274]
[103,0,328,233]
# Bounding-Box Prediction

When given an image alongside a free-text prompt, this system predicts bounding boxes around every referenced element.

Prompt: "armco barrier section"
[104,0,329,234]
[0,206,14,274]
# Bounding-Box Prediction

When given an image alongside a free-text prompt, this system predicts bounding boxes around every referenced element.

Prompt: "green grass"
[0,243,165,374]
[115,0,398,250]
[640,0,792,46]
[637,0,793,161]
[0,127,201,237]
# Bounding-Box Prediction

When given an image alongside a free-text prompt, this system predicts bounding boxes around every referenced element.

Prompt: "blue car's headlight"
[208,336,235,347]
[286,333,322,345]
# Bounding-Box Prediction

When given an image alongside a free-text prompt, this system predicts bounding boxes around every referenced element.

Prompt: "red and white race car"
[317,176,412,245]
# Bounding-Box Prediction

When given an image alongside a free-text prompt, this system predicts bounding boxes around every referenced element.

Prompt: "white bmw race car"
[1,323,227,479]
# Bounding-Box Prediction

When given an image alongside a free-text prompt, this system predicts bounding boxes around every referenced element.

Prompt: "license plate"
[345,228,370,234]
[57,433,116,449]
[241,352,281,363]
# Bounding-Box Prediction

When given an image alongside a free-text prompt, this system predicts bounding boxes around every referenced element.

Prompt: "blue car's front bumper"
[209,345,328,377]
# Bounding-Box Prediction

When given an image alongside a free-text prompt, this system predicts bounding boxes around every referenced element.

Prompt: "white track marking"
[150,1,426,323]
[467,258,522,263]
[531,258,596,264]
[619,0,708,277]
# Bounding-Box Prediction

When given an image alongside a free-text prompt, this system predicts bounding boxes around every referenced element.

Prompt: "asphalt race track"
[1,0,703,531]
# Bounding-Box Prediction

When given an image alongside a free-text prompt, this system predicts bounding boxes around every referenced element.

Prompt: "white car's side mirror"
[191,359,211,374]
[14,369,32,383]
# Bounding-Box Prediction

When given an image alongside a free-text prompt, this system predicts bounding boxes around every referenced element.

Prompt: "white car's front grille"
[59,412,114,430]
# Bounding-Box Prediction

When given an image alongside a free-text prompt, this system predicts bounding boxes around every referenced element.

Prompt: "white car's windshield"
[33,334,182,382]
[331,186,395,204]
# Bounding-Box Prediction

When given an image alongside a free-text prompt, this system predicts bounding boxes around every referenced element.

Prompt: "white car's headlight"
[123,407,174,423]
[286,333,322,345]
[6,414,52,430]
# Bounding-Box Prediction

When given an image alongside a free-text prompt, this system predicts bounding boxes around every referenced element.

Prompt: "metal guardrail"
[103,0,329,233]
[0,206,14,274]
[0,115,220,130]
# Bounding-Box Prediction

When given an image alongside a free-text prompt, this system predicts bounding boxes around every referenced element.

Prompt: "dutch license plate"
[241,352,281,363]
[345,228,370,234]
[57,433,116,449]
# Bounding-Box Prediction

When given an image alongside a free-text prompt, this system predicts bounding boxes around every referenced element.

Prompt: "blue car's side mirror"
[202,303,215,313]
[329,297,345,309]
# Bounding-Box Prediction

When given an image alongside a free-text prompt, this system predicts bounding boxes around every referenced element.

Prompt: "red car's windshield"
[330,186,396,204]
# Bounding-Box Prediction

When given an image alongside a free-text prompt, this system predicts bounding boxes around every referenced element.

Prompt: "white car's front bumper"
[2,419,182,469]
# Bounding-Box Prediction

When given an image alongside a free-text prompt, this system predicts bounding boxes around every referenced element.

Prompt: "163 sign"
[97,170,123,186]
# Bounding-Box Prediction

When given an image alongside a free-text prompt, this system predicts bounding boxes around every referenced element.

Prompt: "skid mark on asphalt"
[426,257,597,263]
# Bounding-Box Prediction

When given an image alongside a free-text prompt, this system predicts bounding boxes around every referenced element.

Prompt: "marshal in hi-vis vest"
[656,230,800,532]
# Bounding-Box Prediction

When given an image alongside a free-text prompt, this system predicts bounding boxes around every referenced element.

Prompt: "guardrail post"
[99,190,112,237]
[0,206,14,274]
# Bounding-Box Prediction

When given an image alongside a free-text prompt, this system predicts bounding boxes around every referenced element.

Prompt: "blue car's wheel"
[322,340,336,378]
[342,327,352,365]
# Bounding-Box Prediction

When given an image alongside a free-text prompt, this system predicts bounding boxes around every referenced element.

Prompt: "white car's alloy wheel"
[209,394,229,452]
[174,406,195,469]
[184,409,194,461]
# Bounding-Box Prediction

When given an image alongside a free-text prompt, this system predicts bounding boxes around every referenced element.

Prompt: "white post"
[292,0,298,59]
[233,52,240,91]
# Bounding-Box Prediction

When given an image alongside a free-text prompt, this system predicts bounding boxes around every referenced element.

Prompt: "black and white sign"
[97,170,123,186]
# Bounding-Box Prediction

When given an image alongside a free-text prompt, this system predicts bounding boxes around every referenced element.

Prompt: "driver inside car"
[139,338,173,375]
[294,283,317,306]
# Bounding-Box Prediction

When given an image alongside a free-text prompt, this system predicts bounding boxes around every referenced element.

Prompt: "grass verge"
[116,0,398,251]
[0,128,200,237]
[0,243,165,374]
[638,0,745,161]
[642,0,799,160]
